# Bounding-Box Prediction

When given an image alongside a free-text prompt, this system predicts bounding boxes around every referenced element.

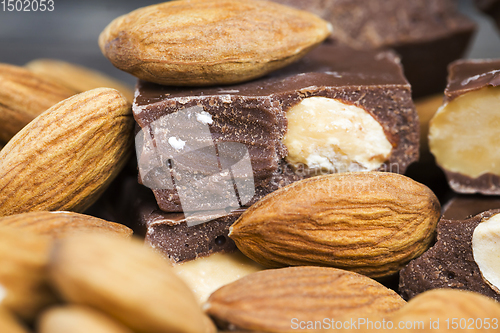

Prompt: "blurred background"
[0,0,499,88]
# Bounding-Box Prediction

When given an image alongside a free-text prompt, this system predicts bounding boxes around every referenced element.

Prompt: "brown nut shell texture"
[0,88,134,217]
[205,266,405,332]
[0,211,132,239]
[49,234,209,333]
[229,172,441,279]
[98,0,331,86]
[0,64,76,143]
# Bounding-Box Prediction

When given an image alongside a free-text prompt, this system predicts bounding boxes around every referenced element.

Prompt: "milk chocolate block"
[399,209,500,301]
[133,44,419,213]
[429,59,500,194]
[137,199,243,263]
[442,195,500,220]
[272,0,476,97]
[475,0,500,30]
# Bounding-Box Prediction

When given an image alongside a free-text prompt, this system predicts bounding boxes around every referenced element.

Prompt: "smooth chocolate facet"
[133,44,419,213]
[399,210,500,301]
[442,195,500,220]
[271,0,476,97]
[445,59,500,102]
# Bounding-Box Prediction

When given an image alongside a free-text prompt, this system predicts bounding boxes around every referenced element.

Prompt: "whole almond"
[0,211,132,239]
[38,305,133,333]
[387,289,500,333]
[229,172,440,279]
[0,64,76,143]
[0,88,134,217]
[0,306,31,333]
[98,0,331,86]
[205,266,405,332]
[26,59,134,102]
[0,227,56,321]
[49,233,210,333]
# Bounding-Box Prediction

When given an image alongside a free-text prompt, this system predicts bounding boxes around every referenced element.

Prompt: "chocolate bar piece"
[475,0,500,30]
[442,195,500,220]
[133,44,419,213]
[272,0,476,98]
[429,59,500,194]
[399,210,500,301]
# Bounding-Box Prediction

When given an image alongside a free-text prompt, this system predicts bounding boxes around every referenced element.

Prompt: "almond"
[0,88,134,217]
[25,59,134,102]
[0,64,76,143]
[49,233,210,333]
[229,172,441,279]
[98,0,331,86]
[204,266,405,332]
[0,211,132,239]
[0,226,56,321]
[387,289,500,333]
[38,305,134,333]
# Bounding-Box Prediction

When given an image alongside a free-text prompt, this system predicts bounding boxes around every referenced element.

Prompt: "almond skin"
[0,211,132,239]
[229,172,441,279]
[49,234,209,333]
[0,64,76,143]
[0,227,56,321]
[0,88,134,217]
[205,266,405,332]
[25,59,134,102]
[38,306,134,333]
[98,0,331,86]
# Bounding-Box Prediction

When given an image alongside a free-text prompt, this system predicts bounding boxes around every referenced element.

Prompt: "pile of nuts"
[1,1,500,333]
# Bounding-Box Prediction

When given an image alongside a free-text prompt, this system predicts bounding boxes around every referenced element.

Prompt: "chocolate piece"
[444,59,500,102]
[272,0,476,98]
[399,209,500,301]
[429,59,500,194]
[133,44,419,213]
[475,0,500,30]
[442,195,500,220]
[131,184,244,262]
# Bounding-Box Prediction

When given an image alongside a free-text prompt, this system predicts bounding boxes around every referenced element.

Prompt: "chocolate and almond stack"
[3,0,500,332]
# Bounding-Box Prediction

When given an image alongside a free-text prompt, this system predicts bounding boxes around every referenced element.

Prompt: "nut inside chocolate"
[284,96,392,172]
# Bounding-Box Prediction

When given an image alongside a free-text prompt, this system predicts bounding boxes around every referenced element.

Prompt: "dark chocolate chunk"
[442,195,500,220]
[475,0,500,30]
[271,0,476,98]
[429,59,500,195]
[140,207,244,264]
[445,59,500,102]
[133,43,419,213]
[399,210,500,301]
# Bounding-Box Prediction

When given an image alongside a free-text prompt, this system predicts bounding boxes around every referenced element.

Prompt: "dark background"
[0,0,499,88]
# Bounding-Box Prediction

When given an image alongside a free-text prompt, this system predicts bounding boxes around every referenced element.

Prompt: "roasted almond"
[0,88,134,217]
[205,266,405,332]
[49,233,210,333]
[98,0,331,86]
[0,226,56,321]
[229,172,441,279]
[0,64,76,143]
[26,59,134,102]
[0,211,132,239]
